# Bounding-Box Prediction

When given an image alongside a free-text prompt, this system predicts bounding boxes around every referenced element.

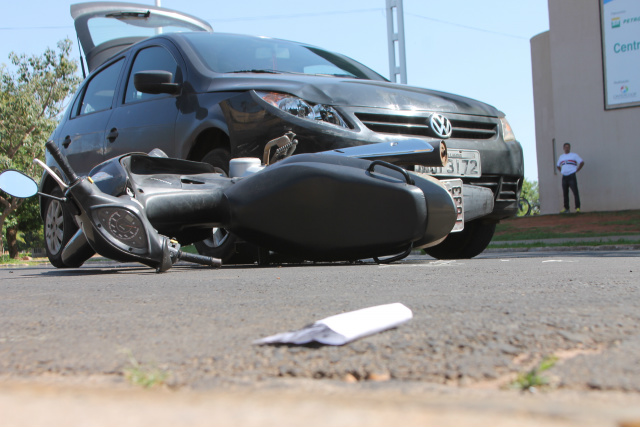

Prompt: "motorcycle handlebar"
[177,250,222,268]
[45,140,79,184]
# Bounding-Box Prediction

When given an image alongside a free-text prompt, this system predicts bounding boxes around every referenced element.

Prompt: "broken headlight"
[256,91,349,128]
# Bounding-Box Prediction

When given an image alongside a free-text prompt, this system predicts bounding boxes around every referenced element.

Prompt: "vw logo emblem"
[429,114,452,139]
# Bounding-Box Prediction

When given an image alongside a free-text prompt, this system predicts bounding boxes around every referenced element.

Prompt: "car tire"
[200,148,231,175]
[194,148,258,264]
[43,186,79,268]
[423,219,497,259]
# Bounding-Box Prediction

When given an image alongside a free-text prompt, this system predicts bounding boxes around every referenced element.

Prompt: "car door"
[104,44,183,158]
[56,58,125,175]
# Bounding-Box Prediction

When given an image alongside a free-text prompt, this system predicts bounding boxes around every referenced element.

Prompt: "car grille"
[354,113,498,140]
[469,175,520,201]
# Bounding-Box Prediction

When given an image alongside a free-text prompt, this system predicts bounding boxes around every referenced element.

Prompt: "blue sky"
[0,0,549,180]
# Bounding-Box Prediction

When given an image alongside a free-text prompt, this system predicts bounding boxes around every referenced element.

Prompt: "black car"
[41,2,523,265]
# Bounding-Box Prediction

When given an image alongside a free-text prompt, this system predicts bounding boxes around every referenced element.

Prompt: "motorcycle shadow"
[35,265,157,276]
[17,259,377,277]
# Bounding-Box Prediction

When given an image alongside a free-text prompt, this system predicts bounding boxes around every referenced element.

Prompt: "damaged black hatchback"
[42,2,523,265]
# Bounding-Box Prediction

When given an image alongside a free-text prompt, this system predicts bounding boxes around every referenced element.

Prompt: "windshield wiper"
[315,73,364,79]
[228,69,282,74]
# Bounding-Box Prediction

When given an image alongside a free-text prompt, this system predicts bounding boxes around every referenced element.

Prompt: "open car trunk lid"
[71,1,213,73]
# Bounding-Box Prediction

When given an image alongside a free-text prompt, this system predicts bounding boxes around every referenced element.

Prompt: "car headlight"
[500,117,516,142]
[256,91,349,128]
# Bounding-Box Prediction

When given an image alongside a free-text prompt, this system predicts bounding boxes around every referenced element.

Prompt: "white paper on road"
[253,303,413,346]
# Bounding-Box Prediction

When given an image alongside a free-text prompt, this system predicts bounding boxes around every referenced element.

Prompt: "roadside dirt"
[3,375,640,427]
[494,210,640,239]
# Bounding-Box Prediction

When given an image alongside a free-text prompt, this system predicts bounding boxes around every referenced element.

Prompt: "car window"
[77,59,124,116]
[125,46,181,103]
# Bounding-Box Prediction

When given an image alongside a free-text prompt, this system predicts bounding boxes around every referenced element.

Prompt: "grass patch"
[122,350,170,389]
[602,219,640,226]
[492,230,635,242]
[492,227,576,241]
[494,210,640,241]
[181,244,198,254]
[511,355,558,392]
[0,253,49,266]
[489,238,640,249]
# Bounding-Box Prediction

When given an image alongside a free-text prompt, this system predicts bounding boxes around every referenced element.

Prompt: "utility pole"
[386,0,407,84]
[155,0,162,34]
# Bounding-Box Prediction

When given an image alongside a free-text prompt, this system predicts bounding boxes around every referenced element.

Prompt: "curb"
[486,244,640,253]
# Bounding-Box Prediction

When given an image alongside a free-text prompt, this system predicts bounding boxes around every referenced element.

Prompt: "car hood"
[207,74,502,117]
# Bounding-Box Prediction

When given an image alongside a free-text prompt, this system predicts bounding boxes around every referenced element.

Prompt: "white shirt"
[557,152,583,176]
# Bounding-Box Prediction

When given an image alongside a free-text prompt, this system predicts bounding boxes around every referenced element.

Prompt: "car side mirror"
[0,170,38,198]
[134,70,181,95]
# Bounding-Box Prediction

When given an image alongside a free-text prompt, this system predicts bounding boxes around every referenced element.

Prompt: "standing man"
[556,142,585,213]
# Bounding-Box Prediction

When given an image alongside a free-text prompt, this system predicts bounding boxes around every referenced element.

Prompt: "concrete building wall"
[531,0,640,214]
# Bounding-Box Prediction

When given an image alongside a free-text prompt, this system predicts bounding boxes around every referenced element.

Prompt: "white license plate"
[441,179,464,232]
[415,149,481,177]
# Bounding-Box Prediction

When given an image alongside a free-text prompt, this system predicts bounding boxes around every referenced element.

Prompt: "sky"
[0,0,549,181]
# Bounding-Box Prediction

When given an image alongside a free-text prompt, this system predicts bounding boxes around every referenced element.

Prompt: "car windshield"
[184,33,388,81]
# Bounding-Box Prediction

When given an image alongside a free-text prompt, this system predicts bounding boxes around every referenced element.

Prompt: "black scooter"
[0,139,458,272]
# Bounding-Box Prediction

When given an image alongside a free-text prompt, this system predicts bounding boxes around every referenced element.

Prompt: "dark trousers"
[562,173,580,210]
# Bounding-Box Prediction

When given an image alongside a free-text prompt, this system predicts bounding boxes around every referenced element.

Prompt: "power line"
[0,8,384,30]
[407,12,529,40]
[205,8,384,23]
[0,25,73,31]
[0,9,531,41]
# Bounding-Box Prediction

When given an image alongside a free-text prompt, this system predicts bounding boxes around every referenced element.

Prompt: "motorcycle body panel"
[224,153,456,261]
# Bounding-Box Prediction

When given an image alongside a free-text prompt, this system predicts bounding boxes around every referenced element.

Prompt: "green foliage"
[17,228,45,252]
[0,39,80,256]
[521,178,539,203]
[511,355,558,391]
[517,178,540,216]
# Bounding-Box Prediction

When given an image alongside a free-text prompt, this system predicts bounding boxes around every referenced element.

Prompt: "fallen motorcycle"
[0,139,463,272]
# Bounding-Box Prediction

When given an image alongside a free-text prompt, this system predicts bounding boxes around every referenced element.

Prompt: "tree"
[518,178,540,216]
[4,197,43,258]
[0,39,81,257]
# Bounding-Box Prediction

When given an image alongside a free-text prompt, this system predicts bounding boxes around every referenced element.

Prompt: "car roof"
[71,1,212,72]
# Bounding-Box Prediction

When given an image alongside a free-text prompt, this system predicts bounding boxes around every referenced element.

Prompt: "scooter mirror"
[0,170,38,198]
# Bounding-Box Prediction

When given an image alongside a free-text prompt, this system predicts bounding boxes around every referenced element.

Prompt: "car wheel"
[194,148,257,264]
[200,148,231,175]
[423,219,497,259]
[43,186,78,268]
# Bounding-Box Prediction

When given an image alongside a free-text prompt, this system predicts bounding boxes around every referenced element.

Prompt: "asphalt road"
[1,249,640,426]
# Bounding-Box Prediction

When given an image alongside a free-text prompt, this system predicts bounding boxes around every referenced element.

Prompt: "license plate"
[415,149,481,178]
[440,179,464,232]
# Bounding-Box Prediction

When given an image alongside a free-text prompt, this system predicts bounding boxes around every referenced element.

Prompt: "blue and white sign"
[601,0,640,109]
